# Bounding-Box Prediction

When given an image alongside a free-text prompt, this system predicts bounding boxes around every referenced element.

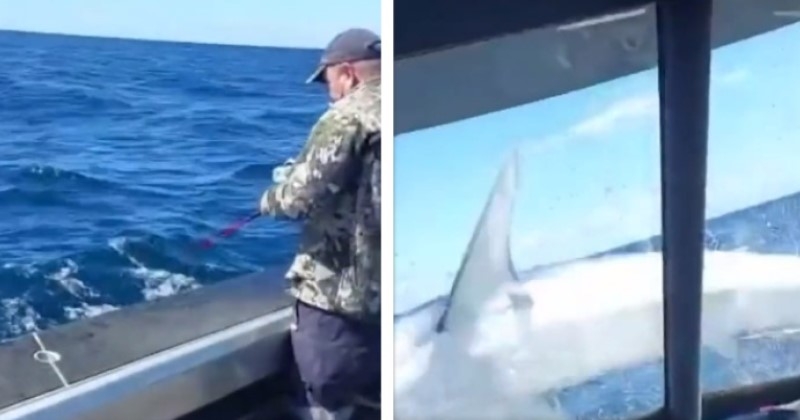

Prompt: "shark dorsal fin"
[436,149,524,333]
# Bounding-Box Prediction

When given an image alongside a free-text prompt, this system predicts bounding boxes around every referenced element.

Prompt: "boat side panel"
[37,268,291,385]
[0,267,293,416]
[0,336,64,409]
[76,313,292,420]
[395,0,648,58]
[395,0,798,134]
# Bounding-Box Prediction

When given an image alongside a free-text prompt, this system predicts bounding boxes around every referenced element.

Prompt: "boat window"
[699,17,800,393]
[394,7,665,419]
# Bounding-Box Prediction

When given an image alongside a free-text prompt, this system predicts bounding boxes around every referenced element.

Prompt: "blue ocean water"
[0,30,326,341]
[552,191,800,419]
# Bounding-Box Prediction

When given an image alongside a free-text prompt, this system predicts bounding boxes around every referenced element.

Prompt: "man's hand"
[259,189,270,215]
[262,158,295,216]
[272,158,296,183]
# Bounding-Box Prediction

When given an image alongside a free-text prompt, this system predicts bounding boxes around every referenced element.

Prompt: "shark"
[393,149,800,419]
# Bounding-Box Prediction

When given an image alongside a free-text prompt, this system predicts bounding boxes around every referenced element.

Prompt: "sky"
[0,0,380,48]
[395,21,800,312]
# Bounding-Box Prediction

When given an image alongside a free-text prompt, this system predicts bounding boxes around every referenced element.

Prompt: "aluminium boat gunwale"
[0,266,294,419]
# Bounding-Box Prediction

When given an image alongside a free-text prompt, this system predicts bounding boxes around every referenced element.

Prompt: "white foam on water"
[0,297,41,339]
[132,267,199,301]
[45,258,99,299]
[395,251,800,419]
[1,262,37,278]
[63,302,119,321]
[108,237,200,301]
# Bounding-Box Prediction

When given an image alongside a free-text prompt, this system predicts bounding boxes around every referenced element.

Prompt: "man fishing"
[258,27,381,420]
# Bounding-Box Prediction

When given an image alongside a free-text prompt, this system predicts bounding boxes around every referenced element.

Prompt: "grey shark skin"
[394,149,800,419]
[436,147,531,335]
[394,150,561,419]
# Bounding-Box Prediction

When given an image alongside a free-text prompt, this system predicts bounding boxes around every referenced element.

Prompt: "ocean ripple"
[0,30,320,340]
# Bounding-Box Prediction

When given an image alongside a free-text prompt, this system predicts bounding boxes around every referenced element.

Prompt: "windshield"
[394,6,800,419]
[699,16,800,391]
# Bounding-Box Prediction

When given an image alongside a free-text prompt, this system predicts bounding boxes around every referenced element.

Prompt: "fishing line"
[198,211,261,249]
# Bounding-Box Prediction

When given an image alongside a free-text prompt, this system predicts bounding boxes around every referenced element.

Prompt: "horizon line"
[0,28,324,51]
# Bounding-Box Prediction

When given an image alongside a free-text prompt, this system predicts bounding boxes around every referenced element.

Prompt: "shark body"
[394,151,800,419]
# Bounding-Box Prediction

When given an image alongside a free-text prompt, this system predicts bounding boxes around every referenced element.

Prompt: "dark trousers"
[290,300,381,412]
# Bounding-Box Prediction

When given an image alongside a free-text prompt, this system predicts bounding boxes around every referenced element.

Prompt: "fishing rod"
[199,161,289,249]
[199,211,261,249]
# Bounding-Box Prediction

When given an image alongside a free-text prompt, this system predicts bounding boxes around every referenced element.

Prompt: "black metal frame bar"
[656,0,713,418]
[639,373,800,420]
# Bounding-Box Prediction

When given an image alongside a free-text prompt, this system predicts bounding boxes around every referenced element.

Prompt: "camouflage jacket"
[260,78,381,323]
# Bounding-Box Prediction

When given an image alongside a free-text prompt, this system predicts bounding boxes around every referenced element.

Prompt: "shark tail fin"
[437,148,530,333]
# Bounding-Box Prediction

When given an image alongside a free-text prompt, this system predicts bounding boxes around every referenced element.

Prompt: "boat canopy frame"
[395,0,800,419]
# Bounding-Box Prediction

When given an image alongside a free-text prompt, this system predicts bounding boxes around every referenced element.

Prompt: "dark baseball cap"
[307,28,381,84]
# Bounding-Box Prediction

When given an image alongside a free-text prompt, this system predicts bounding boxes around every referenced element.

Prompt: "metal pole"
[656,0,713,418]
